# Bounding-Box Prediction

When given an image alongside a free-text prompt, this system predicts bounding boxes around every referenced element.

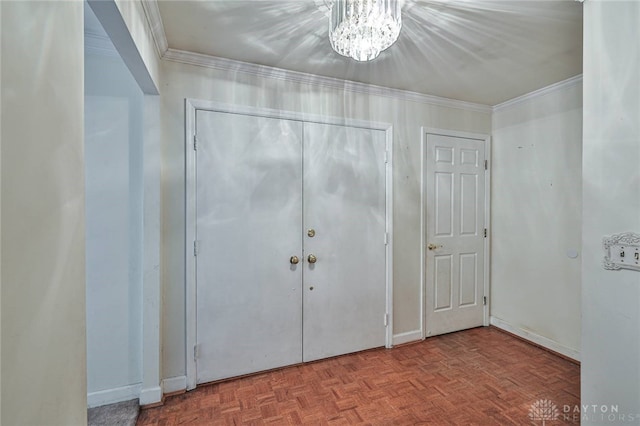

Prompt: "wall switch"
[604,232,640,271]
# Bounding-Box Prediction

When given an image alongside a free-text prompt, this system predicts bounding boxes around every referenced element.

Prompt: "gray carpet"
[88,399,139,426]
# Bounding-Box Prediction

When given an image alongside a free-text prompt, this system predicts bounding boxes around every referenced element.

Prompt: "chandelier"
[328,0,402,62]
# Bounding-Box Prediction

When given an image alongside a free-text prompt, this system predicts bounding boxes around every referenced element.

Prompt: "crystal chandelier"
[328,0,402,62]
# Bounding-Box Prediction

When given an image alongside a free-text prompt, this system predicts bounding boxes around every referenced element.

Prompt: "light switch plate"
[603,232,640,271]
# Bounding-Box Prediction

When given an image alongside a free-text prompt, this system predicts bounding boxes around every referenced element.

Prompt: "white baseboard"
[87,383,141,408]
[490,316,580,362]
[392,330,423,346]
[162,376,187,394]
[139,385,162,406]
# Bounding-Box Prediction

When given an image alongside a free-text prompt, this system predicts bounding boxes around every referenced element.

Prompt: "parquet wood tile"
[137,327,579,425]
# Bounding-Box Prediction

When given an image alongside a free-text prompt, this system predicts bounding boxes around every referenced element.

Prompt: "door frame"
[420,127,491,340]
[185,99,394,390]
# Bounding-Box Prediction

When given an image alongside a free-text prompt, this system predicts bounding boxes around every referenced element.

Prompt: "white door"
[425,132,486,337]
[302,122,387,362]
[194,111,388,383]
[195,110,304,383]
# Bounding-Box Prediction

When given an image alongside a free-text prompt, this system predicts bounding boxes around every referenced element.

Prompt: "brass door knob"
[307,254,317,264]
[427,244,443,251]
[290,256,300,265]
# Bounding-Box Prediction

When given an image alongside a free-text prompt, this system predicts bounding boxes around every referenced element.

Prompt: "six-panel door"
[425,133,486,337]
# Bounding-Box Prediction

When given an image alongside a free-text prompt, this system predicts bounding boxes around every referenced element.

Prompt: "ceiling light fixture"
[327,0,402,62]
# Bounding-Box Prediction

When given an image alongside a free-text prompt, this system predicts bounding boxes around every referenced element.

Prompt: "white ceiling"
[156,0,583,106]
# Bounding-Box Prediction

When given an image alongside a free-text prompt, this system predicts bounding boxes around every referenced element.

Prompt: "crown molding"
[493,74,583,112]
[141,0,168,57]
[137,0,581,114]
[143,0,490,113]
[163,48,492,113]
[84,31,119,58]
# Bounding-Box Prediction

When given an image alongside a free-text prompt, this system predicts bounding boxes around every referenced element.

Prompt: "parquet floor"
[137,327,579,425]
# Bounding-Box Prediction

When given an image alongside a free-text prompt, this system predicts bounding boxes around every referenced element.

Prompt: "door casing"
[185,99,394,390]
[421,127,491,340]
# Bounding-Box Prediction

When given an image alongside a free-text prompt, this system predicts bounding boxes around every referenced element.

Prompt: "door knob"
[427,244,443,251]
[307,254,317,264]
[290,256,300,265]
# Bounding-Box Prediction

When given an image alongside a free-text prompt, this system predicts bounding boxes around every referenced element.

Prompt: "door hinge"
[484,159,488,170]
[484,228,487,238]
[193,240,199,256]
[194,344,200,360]
[384,150,389,164]
[193,135,198,151]
[384,232,389,245]
[384,313,389,327]
[483,296,487,306]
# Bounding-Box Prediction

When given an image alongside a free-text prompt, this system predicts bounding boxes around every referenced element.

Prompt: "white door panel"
[426,133,485,337]
[194,111,388,383]
[195,111,303,383]
[302,122,386,362]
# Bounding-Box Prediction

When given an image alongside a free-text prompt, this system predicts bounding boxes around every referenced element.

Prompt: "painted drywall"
[0,1,3,421]
[86,0,164,405]
[114,0,161,91]
[0,2,3,421]
[491,79,582,360]
[85,52,144,406]
[582,1,640,419]
[159,59,492,379]
[140,93,163,405]
[1,1,87,424]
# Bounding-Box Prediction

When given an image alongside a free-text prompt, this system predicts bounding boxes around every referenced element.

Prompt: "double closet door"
[195,110,387,384]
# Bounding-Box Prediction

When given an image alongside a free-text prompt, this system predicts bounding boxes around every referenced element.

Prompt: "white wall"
[114,0,161,92]
[0,1,3,421]
[85,52,144,407]
[140,93,162,405]
[87,0,161,95]
[85,0,164,406]
[491,79,582,360]
[582,0,640,419]
[1,2,87,424]
[159,59,492,380]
